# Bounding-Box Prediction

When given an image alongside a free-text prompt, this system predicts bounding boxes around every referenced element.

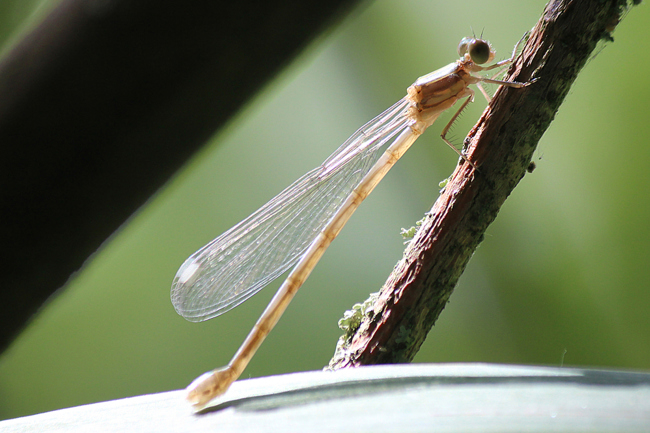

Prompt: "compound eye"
[457,37,473,57]
[468,39,493,64]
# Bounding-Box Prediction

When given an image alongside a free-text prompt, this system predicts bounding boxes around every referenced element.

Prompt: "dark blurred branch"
[329,0,635,369]
[0,0,363,353]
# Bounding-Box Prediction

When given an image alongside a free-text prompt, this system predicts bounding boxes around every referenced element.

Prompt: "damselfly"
[172,35,533,408]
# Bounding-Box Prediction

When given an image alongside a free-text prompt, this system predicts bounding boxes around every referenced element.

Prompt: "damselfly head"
[457,37,495,65]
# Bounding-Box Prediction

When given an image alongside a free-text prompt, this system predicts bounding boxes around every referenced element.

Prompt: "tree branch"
[329,0,635,369]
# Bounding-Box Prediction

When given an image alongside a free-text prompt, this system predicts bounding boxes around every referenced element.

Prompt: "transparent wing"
[171,98,412,322]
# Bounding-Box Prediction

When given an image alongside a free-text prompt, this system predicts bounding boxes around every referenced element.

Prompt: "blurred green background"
[1,0,649,420]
